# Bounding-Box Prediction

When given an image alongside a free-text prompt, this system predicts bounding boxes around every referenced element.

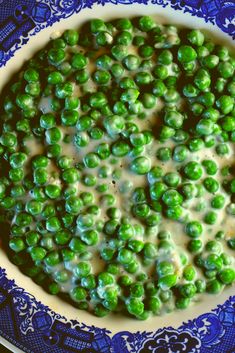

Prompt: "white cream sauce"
[17,32,234,309]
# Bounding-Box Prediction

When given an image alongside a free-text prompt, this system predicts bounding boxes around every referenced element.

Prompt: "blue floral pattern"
[0,266,234,352]
[0,0,234,67]
[0,0,235,351]
[139,328,201,353]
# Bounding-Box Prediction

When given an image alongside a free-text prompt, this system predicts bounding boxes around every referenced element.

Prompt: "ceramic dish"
[0,1,234,352]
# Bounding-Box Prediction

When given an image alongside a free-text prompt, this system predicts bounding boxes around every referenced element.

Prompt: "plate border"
[0,267,235,353]
[0,0,234,67]
[0,0,235,352]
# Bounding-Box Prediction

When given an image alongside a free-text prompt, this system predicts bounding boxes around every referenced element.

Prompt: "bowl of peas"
[0,0,234,352]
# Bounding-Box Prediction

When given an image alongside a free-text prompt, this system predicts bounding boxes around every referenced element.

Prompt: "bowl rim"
[0,2,235,352]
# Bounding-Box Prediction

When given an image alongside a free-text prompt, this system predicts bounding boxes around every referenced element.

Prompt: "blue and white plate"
[0,1,234,352]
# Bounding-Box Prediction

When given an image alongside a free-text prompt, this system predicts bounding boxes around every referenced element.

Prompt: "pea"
[44,251,61,267]
[156,261,174,277]
[205,240,222,254]
[184,162,203,180]
[188,29,204,46]
[176,298,190,310]
[62,168,80,184]
[216,95,234,115]
[164,110,184,129]
[118,223,134,241]
[158,274,177,290]
[206,279,222,294]
[126,297,144,317]
[202,160,218,175]
[204,211,217,225]
[218,269,235,285]
[227,238,235,250]
[183,265,196,281]
[130,156,151,175]
[185,221,203,238]
[138,16,155,31]
[179,283,196,298]
[173,145,188,162]
[30,247,47,262]
[178,45,197,63]
[211,195,225,209]
[9,238,25,253]
[203,177,219,193]
[156,147,172,161]
[162,189,183,206]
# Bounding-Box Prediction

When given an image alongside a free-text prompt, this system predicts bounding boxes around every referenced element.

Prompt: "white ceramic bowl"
[0,2,234,352]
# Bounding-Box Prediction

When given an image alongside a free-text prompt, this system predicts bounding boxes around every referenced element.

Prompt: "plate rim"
[0,0,235,352]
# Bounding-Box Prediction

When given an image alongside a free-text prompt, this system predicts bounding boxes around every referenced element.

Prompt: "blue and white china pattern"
[0,265,235,352]
[0,0,235,352]
[0,0,234,67]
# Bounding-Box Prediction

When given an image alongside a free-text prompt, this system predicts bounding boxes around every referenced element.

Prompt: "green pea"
[215,143,230,156]
[185,221,203,238]
[172,146,188,164]
[143,242,157,259]
[152,79,167,97]
[164,110,184,129]
[202,160,218,175]
[62,168,80,184]
[179,283,196,298]
[216,95,234,115]
[204,254,223,271]
[9,237,25,253]
[204,211,217,225]
[25,231,40,247]
[183,265,196,281]
[112,140,130,157]
[188,138,204,152]
[176,298,190,310]
[55,82,73,99]
[81,230,99,246]
[103,115,125,136]
[158,274,177,290]
[196,119,214,136]
[205,240,222,254]
[162,189,183,206]
[138,16,155,31]
[150,182,167,201]
[74,262,91,278]
[147,166,163,184]
[178,45,197,63]
[165,173,181,188]
[156,261,174,277]
[44,251,61,267]
[211,195,225,209]
[46,216,61,232]
[70,286,87,302]
[206,279,222,294]
[9,168,24,182]
[203,177,219,193]
[130,156,151,175]
[227,238,235,250]
[184,161,203,180]
[218,269,235,285]
[26,200,43,215]
[30,247,47,261]
[202,55,219,69]
[194,68,211,91]
[187,29,204,46]
[1,132,17,148]
[156,147,172,161]
[195,279,206,293]
[123,55,140,71]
